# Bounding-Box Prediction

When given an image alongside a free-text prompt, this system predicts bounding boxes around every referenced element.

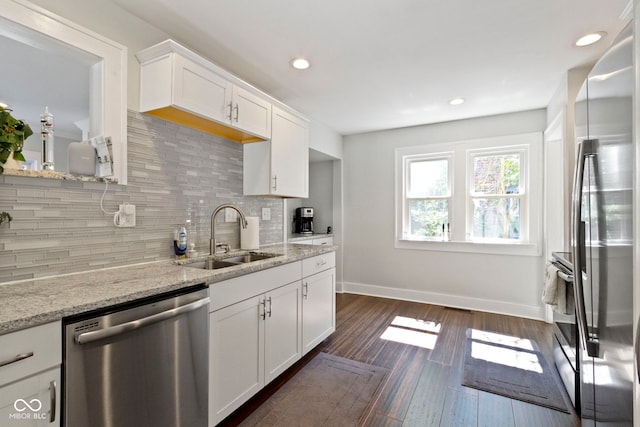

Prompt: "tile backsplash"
[0,110,283,283]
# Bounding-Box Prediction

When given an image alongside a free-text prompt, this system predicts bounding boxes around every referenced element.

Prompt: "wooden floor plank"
[402,360,451,426]
[478,390,515,427]
[440,387,479,426]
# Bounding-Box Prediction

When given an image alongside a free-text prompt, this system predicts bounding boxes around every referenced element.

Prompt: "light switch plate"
[262,208,271,221]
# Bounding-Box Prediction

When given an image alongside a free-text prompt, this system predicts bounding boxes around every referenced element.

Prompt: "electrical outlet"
[262,207,271,221]
[116,204,136,227]
[225,208,237,222]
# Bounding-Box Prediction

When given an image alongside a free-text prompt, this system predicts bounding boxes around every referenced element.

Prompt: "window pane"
[409,199,448,238]
[473,154,520,195]
[408,159,449,197]
[472,198,520,239]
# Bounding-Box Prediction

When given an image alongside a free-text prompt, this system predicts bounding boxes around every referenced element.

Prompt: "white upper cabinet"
[244,106,309,198]
[172,54,232,124]
[232,86,272,139]
[137,40,271,143]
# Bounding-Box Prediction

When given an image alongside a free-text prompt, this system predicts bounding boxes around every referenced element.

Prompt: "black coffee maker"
[294,207,314,234]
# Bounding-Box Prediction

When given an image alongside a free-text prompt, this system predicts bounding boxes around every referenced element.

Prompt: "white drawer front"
[312,237,333,246]
[302,252,336,278]
[0,322,61,387]
[209,261,302,312]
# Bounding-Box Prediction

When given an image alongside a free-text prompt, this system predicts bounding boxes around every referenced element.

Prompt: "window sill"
[395,239,541,257]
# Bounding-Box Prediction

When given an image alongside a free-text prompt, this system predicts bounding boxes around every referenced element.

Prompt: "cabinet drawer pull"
[0,351,34,368]
[234,104,239,122]
[316,260,327,267]
[49,380,57,422]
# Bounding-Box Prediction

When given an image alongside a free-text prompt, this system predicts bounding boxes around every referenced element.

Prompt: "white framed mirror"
[0,0,127,183]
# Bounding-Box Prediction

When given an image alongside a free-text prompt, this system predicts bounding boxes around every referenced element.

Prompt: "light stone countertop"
[0,243,335,335]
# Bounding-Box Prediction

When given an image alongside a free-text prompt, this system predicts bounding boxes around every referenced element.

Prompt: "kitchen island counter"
[0,243,335,335]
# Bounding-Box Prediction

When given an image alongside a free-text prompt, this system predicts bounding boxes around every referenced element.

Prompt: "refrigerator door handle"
[636,315,640,383]
[571,139,599,358]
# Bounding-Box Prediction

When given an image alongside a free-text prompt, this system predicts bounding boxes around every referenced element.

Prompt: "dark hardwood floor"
[220,293,581,427]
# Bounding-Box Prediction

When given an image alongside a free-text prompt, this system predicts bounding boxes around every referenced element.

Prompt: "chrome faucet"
[210,204,248,255]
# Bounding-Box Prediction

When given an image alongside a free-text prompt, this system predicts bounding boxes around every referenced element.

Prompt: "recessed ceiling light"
[449,97,465,106]
[575,31,607,47]
[290,57,310,70]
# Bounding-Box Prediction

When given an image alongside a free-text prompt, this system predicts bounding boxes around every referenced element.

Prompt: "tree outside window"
[470,153,522,240]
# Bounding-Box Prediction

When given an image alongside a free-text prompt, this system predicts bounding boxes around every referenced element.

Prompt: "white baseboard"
[338,281,545,321]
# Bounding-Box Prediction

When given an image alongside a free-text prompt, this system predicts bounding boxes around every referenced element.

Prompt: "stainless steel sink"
[221,252,278,264]
[184,252,280,270]
[186,259,239,270]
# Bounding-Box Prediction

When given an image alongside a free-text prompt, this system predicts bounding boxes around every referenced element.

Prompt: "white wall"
[342,109,548,319]
[309,120,343,160]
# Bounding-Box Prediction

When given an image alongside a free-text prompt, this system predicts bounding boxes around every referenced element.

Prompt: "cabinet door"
[232,86,271,139]
[209,295,264,424]
[302,268,336,355]
[173,55,232,123]
[270,106,309,197]
[264,281,302,383]
[0,368,60,426]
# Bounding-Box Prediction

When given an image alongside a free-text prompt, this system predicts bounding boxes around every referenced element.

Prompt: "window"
[395,133,541,256]
[469,149,526,241]
[404,154,452,239]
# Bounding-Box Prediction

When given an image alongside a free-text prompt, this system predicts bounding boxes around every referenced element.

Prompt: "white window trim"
[395,133,542,256]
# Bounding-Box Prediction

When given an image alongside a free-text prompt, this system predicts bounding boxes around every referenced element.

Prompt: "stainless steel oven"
[550,251,579,412]
[63,285,209,427]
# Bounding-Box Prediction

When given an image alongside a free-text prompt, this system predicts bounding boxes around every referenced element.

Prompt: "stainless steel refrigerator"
[572,22,634,426]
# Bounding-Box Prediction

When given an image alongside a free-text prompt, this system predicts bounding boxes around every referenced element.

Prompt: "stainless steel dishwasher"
[63,285,209,427]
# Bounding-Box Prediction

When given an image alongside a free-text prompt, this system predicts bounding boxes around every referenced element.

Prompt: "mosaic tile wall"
[0,110,284,283]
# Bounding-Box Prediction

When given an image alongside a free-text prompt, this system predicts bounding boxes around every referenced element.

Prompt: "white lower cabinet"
[0,321,61,426]
[210,294,264,424]
[302,253,336,355]
[0,368,60,426]
[302,267,336,355]
[264,282,302,383]
[209,254,335,426]
[209,263,302,426]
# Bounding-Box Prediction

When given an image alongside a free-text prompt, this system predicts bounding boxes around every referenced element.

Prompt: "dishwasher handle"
[75,297,210,345]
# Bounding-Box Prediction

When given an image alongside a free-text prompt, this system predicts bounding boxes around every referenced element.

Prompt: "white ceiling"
[113,0,630,136]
